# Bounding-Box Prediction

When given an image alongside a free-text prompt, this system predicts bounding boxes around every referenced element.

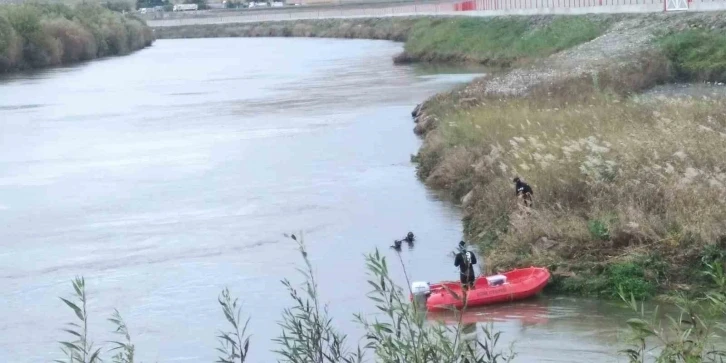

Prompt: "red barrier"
[450,0,718,12]
[455,0,477,10]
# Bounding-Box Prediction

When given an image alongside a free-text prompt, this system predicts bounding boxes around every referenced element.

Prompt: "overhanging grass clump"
[400,16,609,65]
[659,29,726,82]
[0,3,153,73]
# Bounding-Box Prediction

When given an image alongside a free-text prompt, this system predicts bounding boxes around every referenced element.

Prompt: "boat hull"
[416,267,551,312]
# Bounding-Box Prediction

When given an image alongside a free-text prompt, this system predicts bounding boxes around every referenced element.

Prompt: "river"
[0,38,637,363]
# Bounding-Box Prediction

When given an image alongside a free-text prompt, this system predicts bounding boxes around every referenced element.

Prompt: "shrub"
[216,288,251,363]
[42,18,97,63]
[104,1,135,13]
[0,2,153,72]
[619,263,726,362]
[606,262,655,300]
[659,30,726,82]
[588,219,610,241]
[0,14,21,71]
[273,234,363,363]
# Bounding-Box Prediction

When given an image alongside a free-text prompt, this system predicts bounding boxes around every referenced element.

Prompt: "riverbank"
[411,12,726,299]
[0,3,154,73]
[155,15,618,65]
[155,11,726,299]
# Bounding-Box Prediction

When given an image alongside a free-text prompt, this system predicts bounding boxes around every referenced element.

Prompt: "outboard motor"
[411,281,431,309]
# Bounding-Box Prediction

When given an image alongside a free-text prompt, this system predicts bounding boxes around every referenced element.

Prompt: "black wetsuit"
[454,250,477,288]
[515,180,534,206]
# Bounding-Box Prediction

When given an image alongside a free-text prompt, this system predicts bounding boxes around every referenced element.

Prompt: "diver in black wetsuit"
[392,232,416,251]
[404,232,415,243]
[454,241,477,290]
[513,177,534,208]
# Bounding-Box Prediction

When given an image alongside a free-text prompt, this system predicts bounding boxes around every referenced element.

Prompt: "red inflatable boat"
[410,267,551,312]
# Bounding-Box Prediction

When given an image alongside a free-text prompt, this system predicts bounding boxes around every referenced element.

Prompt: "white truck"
[173,3,199,11]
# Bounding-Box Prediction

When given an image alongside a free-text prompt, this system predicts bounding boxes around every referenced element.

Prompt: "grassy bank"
[412,26,726,299]
[0,3,154,73]
[397,16,608,65]
[154,15,612,65]
[660,29,726,82]
[152,17,421,41]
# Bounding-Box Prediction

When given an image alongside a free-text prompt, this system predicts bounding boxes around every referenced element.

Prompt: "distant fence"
[148,4,456,26]
[148,0,726,27]
[451,0,726,13]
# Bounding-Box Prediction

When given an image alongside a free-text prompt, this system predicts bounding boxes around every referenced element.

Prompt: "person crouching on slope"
[513,176,533,208]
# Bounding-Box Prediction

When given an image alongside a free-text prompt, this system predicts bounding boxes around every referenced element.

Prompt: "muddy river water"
[0,38,638,362]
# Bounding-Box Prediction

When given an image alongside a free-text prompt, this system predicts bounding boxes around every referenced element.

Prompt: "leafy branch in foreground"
[357,248,515,363]
[273,233,364,363]
[619,262,726,363]
[109,309,135,363]
[216,287,251,363]
[56,276,102,363]
[51,233,516,363]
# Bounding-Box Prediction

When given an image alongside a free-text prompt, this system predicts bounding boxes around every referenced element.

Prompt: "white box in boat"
[486,274,507,286]
[411,281,431,295]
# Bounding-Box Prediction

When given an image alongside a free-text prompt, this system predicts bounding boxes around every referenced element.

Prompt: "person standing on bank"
[513,176,534,208]
[454,241,477,291]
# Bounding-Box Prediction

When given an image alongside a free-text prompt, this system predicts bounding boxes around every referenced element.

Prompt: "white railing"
[147,0,726,27]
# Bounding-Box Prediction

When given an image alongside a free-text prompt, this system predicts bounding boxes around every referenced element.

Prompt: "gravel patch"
[455,12,726,97]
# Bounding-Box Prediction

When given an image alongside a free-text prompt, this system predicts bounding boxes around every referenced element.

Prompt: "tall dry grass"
[415,68,726,297]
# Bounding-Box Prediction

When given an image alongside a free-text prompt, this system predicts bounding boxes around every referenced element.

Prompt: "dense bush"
[0,3,153,73]
[660,29,726,82]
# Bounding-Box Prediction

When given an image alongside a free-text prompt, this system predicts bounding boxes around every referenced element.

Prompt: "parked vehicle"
[173,3,198,11]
